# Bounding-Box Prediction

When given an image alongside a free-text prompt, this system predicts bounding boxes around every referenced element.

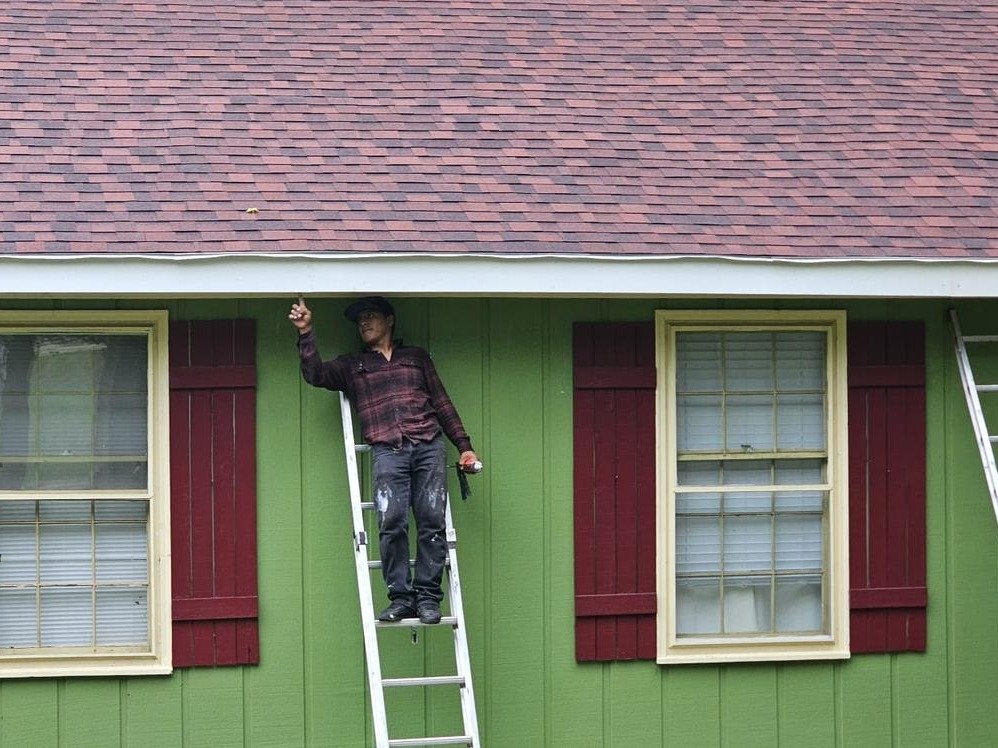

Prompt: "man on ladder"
[289,296,480,625]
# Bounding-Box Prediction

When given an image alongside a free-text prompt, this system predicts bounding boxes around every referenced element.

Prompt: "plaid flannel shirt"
[297,330,473,453]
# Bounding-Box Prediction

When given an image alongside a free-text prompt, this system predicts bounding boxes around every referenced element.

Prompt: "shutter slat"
[574,322,657,662]
[169,370,195,666]
[234,385,260,663]
[169,366,256,390]
[212,388,238,665]
[170,320,259,668]
[173,596,259,621]
[576,593,657,617]
[572,387,598,661]
[848,321,927,654]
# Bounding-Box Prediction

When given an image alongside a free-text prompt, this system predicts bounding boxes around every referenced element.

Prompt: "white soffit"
[2,252,998,299]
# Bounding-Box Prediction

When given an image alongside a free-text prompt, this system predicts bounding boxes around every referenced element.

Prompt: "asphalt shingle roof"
[1,0,996,257]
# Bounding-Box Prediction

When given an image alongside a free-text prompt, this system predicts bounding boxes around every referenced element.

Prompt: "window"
[0,311,170,676]
[656,311,848,663]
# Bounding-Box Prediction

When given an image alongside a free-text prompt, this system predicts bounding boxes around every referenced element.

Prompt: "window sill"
[0,652,171,679]
[658,640,850,665]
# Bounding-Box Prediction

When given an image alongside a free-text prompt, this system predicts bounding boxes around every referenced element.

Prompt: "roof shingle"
[1,0,996,257]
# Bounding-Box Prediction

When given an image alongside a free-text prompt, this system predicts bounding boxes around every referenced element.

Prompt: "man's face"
[357,310,393,345]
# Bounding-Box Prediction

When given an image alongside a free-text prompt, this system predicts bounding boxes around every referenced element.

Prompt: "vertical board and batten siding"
[0,297,997,747]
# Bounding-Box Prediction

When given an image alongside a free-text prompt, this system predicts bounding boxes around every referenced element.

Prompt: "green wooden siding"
[1,296,997,747]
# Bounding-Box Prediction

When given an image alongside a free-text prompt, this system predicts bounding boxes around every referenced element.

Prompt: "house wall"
[0,296,996,747]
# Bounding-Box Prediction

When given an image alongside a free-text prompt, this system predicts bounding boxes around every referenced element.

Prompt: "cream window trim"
[655,310,849,665]
[0,310,171,678]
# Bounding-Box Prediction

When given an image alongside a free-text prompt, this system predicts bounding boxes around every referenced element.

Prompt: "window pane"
[676,517,720,573]
[676,334,721,393]
[36,341,93,393]
[676,577,720,635]
[0,588,37,647]
[95,394,147,456]
[724,333,774,392]
[41,587,92,646]
[776,333,825,391]
[36,463,95,490]
[96,523,147,583]
[676,492,721,514]
[775,491,825,512]
[776,515,823,571]
[0,500,35,521]
[39,394,94,455]
[724,490,772,513]
[722,460,771,485]
[40,524,93,584]
[677,461,720,486]
[0,524,36,584]
[677,395,723,452]
[774,459,824,484]
[725,395,774,452]
[775,575,823,632]
[93,462,148,490]
[40,501,91,521]
[95,500,147,521]
[723,576,771,634]
[0,398,30,456]
[96,587,148,646]
[776,394,825,450]
[723,516,772,573]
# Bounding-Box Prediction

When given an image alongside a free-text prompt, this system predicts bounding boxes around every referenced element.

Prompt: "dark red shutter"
[848,321,927,653]
[573,322,657,661]
[169,320,259,667]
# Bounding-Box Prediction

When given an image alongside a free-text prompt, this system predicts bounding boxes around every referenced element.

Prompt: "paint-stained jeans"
[371,434,448,605]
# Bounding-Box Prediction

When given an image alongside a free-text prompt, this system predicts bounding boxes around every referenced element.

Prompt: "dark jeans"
[371,435,448,605]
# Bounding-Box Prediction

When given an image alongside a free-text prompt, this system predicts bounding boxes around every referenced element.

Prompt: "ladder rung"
[976,385,998,392]
[376,616,458,629]
[355,443,371,452]
[368,558,450,569]
[361,502,375,510]
[388,737,472,747]
[990,435,998,443]
[962,335,998,343]
[382,675,466,688]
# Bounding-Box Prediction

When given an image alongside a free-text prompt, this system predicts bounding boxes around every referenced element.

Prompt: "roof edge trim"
[1,252,997,298]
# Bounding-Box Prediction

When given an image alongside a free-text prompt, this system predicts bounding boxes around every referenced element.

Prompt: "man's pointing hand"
[288,296,313,334]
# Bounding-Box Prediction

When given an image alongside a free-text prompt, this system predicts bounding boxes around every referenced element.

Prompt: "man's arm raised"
[290,296,348,391]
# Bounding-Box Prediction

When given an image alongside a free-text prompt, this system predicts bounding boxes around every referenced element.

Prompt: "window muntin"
[0,313,169,676]
[658,312,848,664]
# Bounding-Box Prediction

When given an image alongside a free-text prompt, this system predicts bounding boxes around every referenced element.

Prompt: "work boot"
[417,601,442,625]
[378,600,416,622]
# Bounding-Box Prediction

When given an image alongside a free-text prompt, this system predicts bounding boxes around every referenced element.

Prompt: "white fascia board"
[2,252,998,299]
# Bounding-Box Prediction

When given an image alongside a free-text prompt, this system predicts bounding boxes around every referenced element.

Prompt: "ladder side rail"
[340,392,391,748]
[950,310,998,527]
[443,497,481,748]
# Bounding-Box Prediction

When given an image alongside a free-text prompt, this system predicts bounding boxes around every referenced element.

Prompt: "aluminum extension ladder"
[950,309,998,527]
[339,392,481,748]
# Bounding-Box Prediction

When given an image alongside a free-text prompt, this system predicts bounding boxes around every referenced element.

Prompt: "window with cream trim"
[0,311,170,677]
[656,311,849,664]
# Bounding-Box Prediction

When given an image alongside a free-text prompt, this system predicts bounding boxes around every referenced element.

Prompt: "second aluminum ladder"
[950,308,998,527]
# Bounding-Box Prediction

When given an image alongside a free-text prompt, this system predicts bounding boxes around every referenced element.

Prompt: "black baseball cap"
[343,296,395,323]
